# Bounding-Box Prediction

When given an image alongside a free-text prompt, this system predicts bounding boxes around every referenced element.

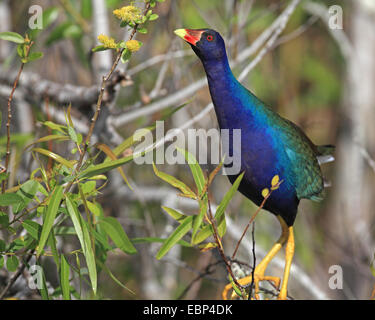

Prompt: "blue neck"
[201,54,260,129]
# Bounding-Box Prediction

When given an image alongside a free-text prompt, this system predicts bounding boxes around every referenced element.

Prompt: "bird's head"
[174,28,226,62]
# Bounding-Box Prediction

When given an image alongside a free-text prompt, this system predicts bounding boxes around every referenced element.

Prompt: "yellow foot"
[277,290,288,300]
[222,273,281,300]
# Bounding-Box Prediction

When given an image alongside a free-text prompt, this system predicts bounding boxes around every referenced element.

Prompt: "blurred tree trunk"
[327,0,375,299]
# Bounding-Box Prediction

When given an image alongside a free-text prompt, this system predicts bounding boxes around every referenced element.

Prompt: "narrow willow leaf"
[96,260,135,295]
[92,45,109,52]
[162,206,186,222]
[191,198,208,243]
[95,143,132,190]
[0,31,25,43]
[47,230,60,268]
[152,163,196,199]
[156,216,193,260]
[65,195,97,294]
[60,255,71,300]
[193,173,244,244]
[86,201,101,216]
[99,217,137,255]
[32,148,75,169]
[42,121,67,134]
[78,155,133,179]
[36,185,63,257]
[177,148,205,194]
[214,172,244,222]
[131,237,191,247]
[38,265,50,300]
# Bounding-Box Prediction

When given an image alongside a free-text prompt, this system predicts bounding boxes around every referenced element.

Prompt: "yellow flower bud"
[271,174,280,190]
[97,34,117,49]
[113,5,142,23]
[125,40,141,52]
[261,188,270,198]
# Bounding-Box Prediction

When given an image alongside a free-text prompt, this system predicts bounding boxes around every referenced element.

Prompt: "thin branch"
[248,222,256,299]
[231,181,282,260]
[206,197,244,295]
[2,41,33,193]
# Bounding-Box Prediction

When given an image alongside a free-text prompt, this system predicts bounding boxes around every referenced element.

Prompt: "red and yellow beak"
[174,29,204,46]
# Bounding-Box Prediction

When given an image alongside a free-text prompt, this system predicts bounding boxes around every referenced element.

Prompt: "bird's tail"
[316,144,335,165]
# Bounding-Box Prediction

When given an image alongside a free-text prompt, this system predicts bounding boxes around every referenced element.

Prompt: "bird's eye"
[206,35,213,42]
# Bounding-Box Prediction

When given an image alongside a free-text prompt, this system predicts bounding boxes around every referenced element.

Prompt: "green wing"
[278,119,325,201]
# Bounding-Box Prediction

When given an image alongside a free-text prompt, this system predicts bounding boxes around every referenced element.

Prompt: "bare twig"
[231,181,282,260]
[206,197,244,295]
[248,222,256,299]
[2,40,33,193]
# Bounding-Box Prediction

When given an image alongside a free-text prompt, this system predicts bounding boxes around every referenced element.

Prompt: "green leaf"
[99,217,137,255]
[47,230,60,268]
[92,45,109,52]
[6,255,19,272]
[65,195,97,294]
[0,239,5,252]
[27,52,44,62]
[177,148,205,194]
[137,27,147,34]
[86,201,101,217]
[60,255,71,300]
[0,31,25,44]
[17,44,25,58]
[193,173,244,244]
[0,256,4,269]
[14,179,39,213]
[78,155,133,179]
[121,48,131,63]
[162,206,186,222]
[0,193,24,208]
[42,121,67,134]
[32,147,75,169]
[152,163,196,198]
[81,181,96,194]
[22,220,42,240]
[0,211,9,228]
[36,185,63,257]
[149,13,159,21]
[214,172,244,222]
[131,237,191,247]
[192,198,207,243]
[97,260,135,295]
[156,216,193,260]
[26,135,69,149]
[38,265,50,300]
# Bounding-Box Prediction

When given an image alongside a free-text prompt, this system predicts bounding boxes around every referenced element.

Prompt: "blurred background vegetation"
[0,0,374,300]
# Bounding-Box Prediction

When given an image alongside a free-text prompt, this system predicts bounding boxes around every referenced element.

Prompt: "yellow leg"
[222,215,289,300]
[277,225,294,300]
